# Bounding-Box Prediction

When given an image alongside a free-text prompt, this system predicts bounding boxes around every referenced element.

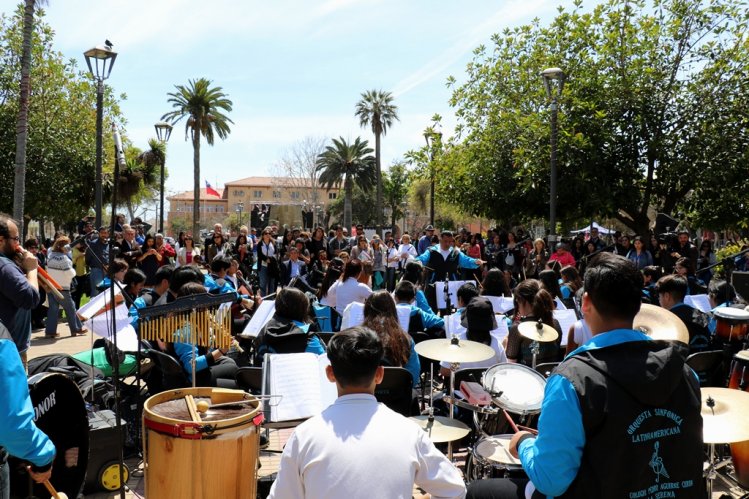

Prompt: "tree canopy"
[442,0,749,234]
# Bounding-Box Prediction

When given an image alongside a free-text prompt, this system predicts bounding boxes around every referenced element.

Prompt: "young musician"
[268,326,465,499]
[467,253,704,499]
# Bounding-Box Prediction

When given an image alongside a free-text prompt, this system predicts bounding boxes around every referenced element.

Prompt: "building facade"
[167,187,227,237]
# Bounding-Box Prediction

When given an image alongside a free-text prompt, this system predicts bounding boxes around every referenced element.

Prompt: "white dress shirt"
[268,394,466,499]
[334,277,372,315]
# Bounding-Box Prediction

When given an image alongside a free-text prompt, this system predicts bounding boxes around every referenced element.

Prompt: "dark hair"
[170,266,205,293]
[178,281,208,297]
[154,264,175,285]
[560,266,582,294]
[481,268,511,297]
[318,258,344,299]
[342,259,363,281]
[456,282,479,307]
[547,260,562,277]
[513,279,554,326]
[143,234,155,247]
[110,258,129,275]
[0,213,16,238]
[584,253,642,322]
[656,274,688,303]
[402,261,424,286]
[123,268,146,288]
[362,291,410,366]
[642,265,662,281]
[394,280,416,302]
[675,257,694,275]
[275,287,310,323]
[210,255,232,272]
[708,279,736,304]
[328,326,384,388]
[538,270,562,300]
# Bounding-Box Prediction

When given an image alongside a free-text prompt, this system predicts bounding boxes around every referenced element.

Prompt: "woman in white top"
[176,235,200,267]
[334,258,372,315]
[385,238,400,292]
[565,318,592,355]
[399,234,418,262]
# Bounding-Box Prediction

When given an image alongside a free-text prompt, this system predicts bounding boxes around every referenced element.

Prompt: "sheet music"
[396,304,412,332]
[436,280,476,309]
[484,295,515,314]
[77,287,123,321]
[269,353,337,422]
[555,297,567,310]
[240,300,276,337]
[445,312,509,341]
[85,303,139,351]
[554,309,578,347]
[341,302,365,329]
[685,294,711,314]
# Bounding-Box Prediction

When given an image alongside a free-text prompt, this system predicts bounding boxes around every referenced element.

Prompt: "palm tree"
[316,137,376,230]
[13,0,47,235]
[162,78,233,238]
[138,138,166,231]
[355,89,399,236]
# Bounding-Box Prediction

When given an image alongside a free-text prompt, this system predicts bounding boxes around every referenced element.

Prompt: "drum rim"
[144,387,261,429]
[714,308,749,320]
[735,350,749,361]
[481,362,547,412]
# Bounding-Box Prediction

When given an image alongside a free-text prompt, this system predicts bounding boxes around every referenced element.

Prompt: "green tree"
[383,162,411,230]
[355,89,399,236]
[327,186,377,227]
[162,78,233,238]
[12,0,46,233]
[445,0,749,234]
[315,137,376,230]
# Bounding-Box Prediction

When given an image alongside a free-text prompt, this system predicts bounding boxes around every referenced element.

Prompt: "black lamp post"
[541,67,566,243]
[401,201,408,236]
[84,41,117,229]
[154,121,173,234]
[423,128,442,226]
[236,201,244,229]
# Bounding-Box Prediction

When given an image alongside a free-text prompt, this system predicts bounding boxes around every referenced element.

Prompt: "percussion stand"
[530,341,540,370]
[447,361,460,462]
[704,442,734,498]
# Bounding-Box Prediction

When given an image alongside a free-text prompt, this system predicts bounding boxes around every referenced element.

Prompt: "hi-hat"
[518,320,559,343]
[702,388,749,444]
[633,304,689,344]
[415,337,495,363]
[409,415,471,443]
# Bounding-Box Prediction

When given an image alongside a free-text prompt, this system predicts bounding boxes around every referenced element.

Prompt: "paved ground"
[27,321,745,498]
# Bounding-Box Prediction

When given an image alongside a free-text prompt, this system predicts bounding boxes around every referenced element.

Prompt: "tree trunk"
[375,132,383,236]
[13,0,36,234]
[343,173,352,231]
[192,128,201,239]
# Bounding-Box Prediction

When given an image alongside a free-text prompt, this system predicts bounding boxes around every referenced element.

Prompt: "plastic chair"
[145,350,189,394]
[317,332,335,345]
[375,367,415,417]
[686,350,726,387]
[314,304,334,332]
[235,366,264,394]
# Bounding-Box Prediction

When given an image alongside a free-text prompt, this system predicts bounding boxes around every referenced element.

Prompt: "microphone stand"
[443,276,452,315]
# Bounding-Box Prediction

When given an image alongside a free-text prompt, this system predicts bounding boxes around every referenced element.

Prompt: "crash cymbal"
[415,337,496,363]
[409,415,471,443]
[701,388,749,444]
[633,304,689,344]
[518,320,559,343]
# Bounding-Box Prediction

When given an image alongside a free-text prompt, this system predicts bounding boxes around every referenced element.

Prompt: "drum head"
[9,373,89,499]
[714,308,749,321]
[482,363,546,414]
[475,434,522,468]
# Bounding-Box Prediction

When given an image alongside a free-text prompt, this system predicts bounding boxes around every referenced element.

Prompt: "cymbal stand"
[704,442,734,498]
[531,340,540,369]
[448,360,460,461]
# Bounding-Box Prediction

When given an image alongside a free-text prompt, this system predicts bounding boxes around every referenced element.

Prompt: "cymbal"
[518,320,559,343]
[409,415,471,443]
[633,304,689,344]
[415,337,496,363]
[702,388,749,444]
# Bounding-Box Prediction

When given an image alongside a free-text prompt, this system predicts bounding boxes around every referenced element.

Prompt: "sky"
[38,0,561,198]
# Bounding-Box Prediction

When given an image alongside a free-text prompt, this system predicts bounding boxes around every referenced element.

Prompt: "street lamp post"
[84,42,117,229]
[400,201,408,236]
[236,201,244,229]
[541,67,566,243]
[154,121,173,234]
[423,128,442,227]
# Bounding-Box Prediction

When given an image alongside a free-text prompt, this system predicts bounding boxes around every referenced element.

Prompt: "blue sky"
[41,0,559,197]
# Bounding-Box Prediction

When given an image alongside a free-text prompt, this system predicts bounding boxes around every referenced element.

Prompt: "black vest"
[554,340,704,499]
[426,248,460,282]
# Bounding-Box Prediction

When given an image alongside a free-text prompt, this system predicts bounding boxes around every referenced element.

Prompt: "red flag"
[205,180,220,197]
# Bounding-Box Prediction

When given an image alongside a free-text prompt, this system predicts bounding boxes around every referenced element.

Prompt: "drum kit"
[413,326,553,469]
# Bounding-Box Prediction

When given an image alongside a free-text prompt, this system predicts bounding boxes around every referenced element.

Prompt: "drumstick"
[503,409,520,433]
[42,478,68,499]
[517,424,539,435]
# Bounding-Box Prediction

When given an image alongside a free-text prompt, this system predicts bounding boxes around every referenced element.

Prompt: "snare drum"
[729,350,749,488]
[482,363,547,415]
[465,434,526,481]
[714,307,749,342]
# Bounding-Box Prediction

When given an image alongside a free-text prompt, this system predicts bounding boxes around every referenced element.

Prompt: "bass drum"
[729,350,749,488]
[9,373,89,499]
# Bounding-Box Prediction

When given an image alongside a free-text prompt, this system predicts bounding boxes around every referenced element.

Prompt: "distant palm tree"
[162,78,233,238]
[13,0,47,234]
[355,89,399,236]
[316,137,376,230]
[138,138,165,231]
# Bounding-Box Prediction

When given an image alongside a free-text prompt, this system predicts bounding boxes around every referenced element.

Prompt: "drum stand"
[704,443,738,498]
[530,341,540,369]
[448,361,459,461]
